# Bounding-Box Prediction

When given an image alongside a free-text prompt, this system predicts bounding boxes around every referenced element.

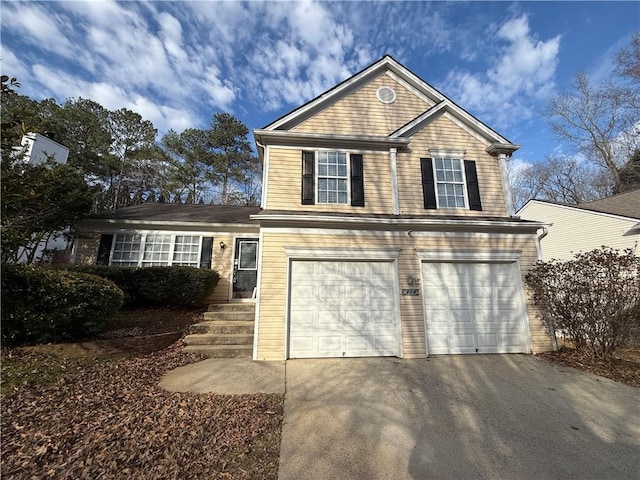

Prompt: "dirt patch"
[537,347,640,387]
[1,341,283,480]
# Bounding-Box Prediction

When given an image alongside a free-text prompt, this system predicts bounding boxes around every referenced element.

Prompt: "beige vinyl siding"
[291,74,432,136]
[518,201,640,261]
[266,147,394,213]
[256,230,552,360]
[397,113,508,217]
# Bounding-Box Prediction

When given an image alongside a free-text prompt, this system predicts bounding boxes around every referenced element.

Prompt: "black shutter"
[96,234,114,265]
[464,160,482,211]
[350,154,365,207]
[301,151,315,205]
[420,158,437,209]
[199,237,214,269]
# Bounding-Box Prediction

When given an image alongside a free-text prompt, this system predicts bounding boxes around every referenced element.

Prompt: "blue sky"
[2,1,638,169]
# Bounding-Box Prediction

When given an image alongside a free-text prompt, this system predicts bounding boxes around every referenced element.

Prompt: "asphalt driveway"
[279,355,640,480]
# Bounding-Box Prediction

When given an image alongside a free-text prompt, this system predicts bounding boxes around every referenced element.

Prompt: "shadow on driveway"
[279,355,639,480]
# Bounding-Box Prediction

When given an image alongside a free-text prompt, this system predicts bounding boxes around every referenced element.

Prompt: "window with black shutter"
[350,153,365,207]
[301,151,315,205]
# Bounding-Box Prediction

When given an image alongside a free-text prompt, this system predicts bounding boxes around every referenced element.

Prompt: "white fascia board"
[252,213,548,230]
[253,129,409,149]
[517,199,640,223]
[416,249,523,262]
[284,246,401,260]
[79,219,259,232]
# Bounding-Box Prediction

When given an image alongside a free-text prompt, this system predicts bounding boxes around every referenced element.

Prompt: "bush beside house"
[526,247,640,360]
[62,265,220,307]
[1,265,124,345]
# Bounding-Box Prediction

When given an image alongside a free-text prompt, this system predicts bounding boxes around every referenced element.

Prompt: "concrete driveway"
[279,355,640,480]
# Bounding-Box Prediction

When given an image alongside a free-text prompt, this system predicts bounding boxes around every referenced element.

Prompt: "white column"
[390,147,400,215]
[498,153,514,216]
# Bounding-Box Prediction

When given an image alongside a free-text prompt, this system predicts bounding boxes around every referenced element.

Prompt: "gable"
[290,73,433,136]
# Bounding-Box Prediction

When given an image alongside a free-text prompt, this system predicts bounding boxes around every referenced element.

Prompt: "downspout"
[253,139,267,360]
[535,226,548,262]
[535,226,558,350]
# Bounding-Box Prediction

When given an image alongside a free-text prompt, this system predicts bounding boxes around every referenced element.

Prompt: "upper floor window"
[301,150,364,207]
[434,158,466,208]
[317,151,348,204]
[421,155,482,211]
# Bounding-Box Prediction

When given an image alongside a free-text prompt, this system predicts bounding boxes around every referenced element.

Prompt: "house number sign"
[402,289,420,296]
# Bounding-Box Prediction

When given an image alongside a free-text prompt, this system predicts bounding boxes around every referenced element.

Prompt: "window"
[173,235,201,266]
[141,234,171,266]
[317,151,348,204]
[238,240,258,270]
[434,158,466,208]
[111,233,142,266]
[110,233,203,267]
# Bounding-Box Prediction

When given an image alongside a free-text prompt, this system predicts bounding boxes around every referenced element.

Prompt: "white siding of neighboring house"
[20,133,69,165]
[518,201,639,261]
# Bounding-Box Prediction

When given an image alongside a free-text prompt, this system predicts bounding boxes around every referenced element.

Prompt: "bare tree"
[547,73,639,190]
[510,155,613,210]
[616,32,640,84]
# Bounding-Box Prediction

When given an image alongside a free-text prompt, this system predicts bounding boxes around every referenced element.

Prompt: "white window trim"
[315,150,351,205]
[109,231,204,267]
[432,157,469,209]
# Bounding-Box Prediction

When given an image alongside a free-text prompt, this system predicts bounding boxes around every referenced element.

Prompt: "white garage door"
[422,262,529,355]
[289,260,400,358]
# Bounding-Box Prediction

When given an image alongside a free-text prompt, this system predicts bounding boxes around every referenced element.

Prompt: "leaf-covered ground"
[1,342,284,480]
[537,347,640,387]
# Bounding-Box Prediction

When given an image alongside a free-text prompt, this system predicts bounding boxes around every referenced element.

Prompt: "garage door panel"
[289,260,400,358]
[422,261,528,355]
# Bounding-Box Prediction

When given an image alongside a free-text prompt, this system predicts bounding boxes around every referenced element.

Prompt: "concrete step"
[184,333,254,346]
[185,344,252,358]
[203,311,255,321]
[208,303,255,313]
[189,321,254,335]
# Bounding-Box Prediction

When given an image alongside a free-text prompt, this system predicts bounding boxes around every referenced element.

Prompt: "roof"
[577,189,640,219]
[258,55,517,151]
[104,204,262,224]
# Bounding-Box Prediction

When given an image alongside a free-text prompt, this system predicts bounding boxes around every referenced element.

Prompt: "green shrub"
[62,265,220,307]
[1,265,124,346]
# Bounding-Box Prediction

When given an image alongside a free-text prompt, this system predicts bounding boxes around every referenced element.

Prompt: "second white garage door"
[422,262,529,355]
[289,260,400,358]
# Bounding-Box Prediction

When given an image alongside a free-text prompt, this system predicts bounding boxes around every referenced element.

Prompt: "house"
[16,132,70,165]
[74,55,553,360]
[517,189,640,261]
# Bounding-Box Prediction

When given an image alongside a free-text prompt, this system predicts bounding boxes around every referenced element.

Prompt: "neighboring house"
[74,55,553,360]
[517,189,640,261]
[15,133,71,263]
[16,132,69,165]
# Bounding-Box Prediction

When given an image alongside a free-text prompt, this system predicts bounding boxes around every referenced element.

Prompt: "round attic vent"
[376,86,396,104]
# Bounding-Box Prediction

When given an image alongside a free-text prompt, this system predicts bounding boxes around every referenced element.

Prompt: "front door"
[232,238,259,299]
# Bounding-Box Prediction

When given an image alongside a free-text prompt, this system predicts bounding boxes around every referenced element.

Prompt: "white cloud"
[443,14,561,128]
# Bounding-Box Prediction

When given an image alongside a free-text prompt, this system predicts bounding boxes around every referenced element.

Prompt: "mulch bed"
[536,347,640,387]
[1,341,284,480]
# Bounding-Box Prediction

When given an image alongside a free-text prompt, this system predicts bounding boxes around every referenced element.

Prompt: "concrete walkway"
[159,358,285,394]
[160,355,640,480]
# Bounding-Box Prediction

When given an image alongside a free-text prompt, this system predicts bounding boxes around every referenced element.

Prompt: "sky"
[2,1,639,168]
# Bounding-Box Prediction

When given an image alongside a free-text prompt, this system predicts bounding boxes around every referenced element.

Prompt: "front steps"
[184,303,255,358]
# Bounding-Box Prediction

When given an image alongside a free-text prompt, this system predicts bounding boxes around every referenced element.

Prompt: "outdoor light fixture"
[219,241,226,251]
